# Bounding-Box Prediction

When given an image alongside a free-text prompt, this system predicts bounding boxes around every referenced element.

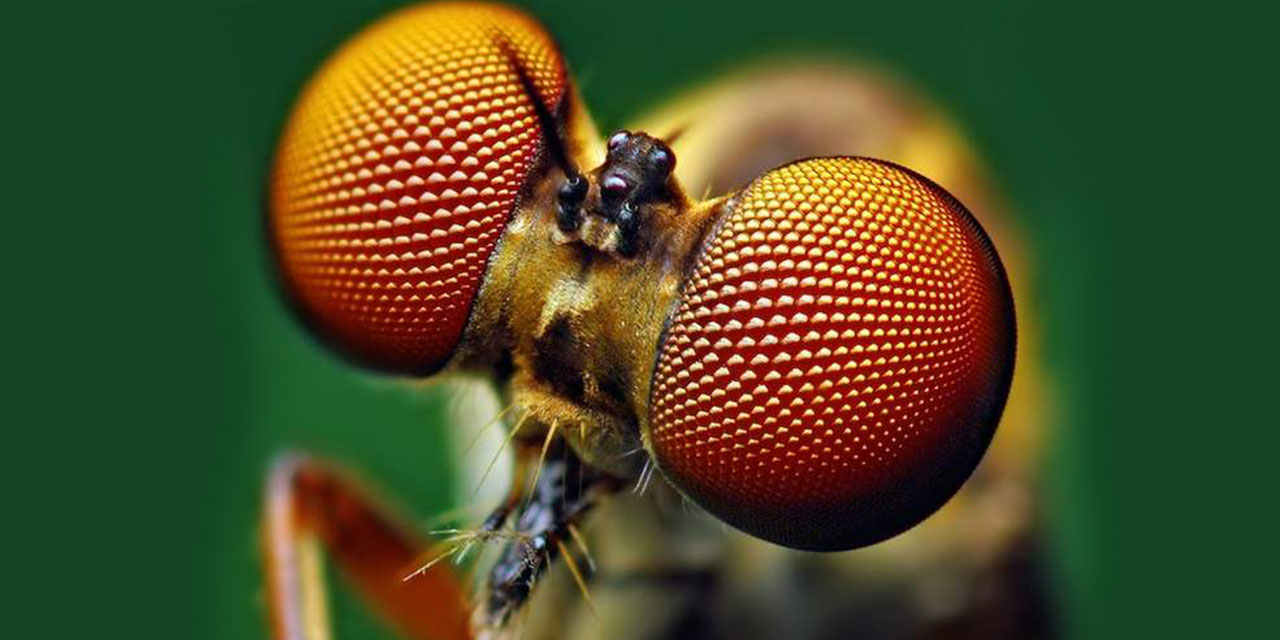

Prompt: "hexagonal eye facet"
[648,157,1016,551]
[268,3,566,375]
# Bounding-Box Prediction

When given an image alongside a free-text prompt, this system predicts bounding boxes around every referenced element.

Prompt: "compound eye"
[268,4,566,375]
[648,158,1015,551]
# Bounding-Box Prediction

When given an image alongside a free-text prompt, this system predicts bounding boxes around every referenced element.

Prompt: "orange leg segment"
[262,453,472,640]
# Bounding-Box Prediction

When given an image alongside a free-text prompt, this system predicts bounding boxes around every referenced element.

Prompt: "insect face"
[460,129,713,478]
[267,5,1016,610]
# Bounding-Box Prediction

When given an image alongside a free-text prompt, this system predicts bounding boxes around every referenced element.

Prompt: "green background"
[7,1,1272,639]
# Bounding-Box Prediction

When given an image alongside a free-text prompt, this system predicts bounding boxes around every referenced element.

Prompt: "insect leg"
[262,452,471,640]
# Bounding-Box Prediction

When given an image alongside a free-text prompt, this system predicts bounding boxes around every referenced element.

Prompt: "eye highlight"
[267,3,566,375]
[648,147,674,175]
[647,157,1015,551]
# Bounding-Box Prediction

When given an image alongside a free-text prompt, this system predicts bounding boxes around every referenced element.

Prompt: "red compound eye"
[268,3,566,375]
[648,158,1015,550]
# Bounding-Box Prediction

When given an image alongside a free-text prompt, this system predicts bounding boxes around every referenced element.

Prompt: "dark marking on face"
[596,362,639,440]
[533,315,586,402]
[493,348,515,382]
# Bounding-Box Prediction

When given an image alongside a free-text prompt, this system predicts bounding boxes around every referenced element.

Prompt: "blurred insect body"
[264,3,1035,639]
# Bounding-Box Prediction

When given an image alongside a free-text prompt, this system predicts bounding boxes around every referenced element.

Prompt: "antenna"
[661,122,689,147]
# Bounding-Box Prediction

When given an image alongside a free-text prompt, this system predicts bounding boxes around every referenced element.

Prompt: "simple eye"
[648,147,674,175]
[268,4,566,375]
[647,157,1015,551]
[608,131,630,151]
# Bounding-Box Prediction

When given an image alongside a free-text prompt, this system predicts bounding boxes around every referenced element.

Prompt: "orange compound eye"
[268,3,566,375]
[648,158,1015,551]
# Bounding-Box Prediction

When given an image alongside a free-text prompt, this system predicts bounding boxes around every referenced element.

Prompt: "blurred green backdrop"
[8,1,1272,639]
